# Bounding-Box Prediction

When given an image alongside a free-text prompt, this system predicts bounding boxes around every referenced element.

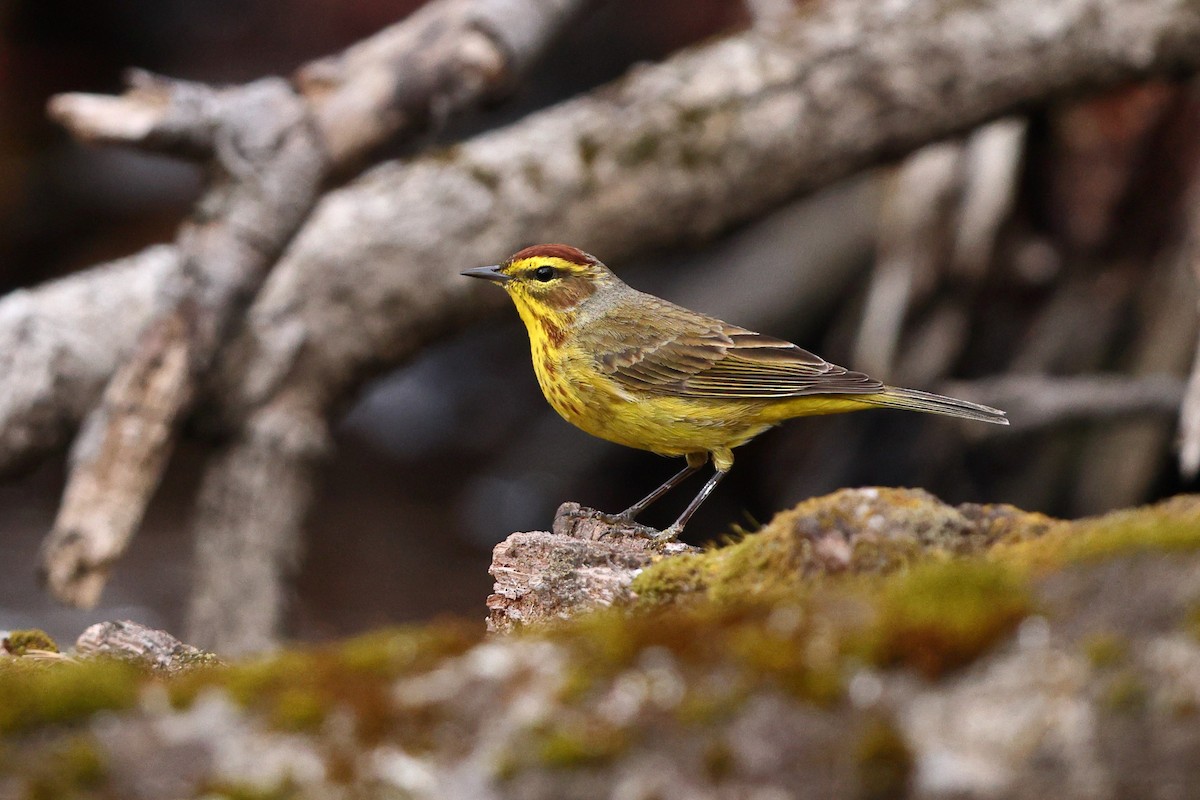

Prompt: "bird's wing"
[593,298,883,399]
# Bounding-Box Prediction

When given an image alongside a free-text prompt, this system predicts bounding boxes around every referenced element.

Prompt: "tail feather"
[864,386,1009,425]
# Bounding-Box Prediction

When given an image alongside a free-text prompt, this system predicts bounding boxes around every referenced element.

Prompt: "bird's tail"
[862,386,1009,425]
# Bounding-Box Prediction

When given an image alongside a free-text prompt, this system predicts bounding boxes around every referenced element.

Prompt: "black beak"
[461,265,512,284]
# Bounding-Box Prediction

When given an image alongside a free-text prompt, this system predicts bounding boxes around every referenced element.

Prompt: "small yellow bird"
[463,244,1008,538]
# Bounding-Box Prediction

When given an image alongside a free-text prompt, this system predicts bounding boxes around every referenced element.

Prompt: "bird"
[462,244,1008,539]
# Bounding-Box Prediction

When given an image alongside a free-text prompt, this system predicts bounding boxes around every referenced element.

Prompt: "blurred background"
[1,0,1197,644]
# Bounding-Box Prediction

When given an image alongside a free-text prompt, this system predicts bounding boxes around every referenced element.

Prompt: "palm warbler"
[463,244,1007,538]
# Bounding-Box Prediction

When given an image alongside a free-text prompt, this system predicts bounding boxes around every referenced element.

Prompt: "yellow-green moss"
[22,735,107,799]
[1103,670,1148,713]
[535,723,628,769]
[630,551,712,605]
[201,780,296,800]
[631,487,1022,609]
[855,717,913,800]
[999,496,1200,570]
[1185,604,1200,642]
[270,686,327,733]
[170,623,477,746]
[0,659,140,734]
[1083,632,1128,668]
[3,629,59,655]
[868,561,1032,678]
[623,491,1200,688]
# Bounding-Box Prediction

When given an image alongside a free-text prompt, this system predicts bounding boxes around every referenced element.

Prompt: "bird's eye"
[534,265,556,282]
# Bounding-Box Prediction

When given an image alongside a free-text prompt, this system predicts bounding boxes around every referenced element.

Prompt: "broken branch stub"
[40,306,196,608]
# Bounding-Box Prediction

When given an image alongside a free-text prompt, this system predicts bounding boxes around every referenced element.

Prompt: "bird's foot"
[654,524,683,542]
[554,503,661,541]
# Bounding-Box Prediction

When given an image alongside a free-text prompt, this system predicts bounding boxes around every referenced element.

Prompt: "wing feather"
[591,295,883,399]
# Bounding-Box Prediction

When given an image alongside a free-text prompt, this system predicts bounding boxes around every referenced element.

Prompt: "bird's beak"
[461,265,512,284]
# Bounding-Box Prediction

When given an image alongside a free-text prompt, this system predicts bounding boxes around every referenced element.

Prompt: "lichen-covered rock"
[3,489,1200,799]
[75,620,221,673]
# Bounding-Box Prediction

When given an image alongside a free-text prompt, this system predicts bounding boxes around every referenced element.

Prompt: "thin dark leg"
[660,468,728,539]
[615,462,702,521]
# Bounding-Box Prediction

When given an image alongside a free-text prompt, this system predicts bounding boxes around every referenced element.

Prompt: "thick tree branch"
[298,0,588,164]
[35,0,589,609]
[0,246,181,476]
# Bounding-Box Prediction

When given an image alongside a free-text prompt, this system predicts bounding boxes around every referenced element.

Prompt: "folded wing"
[593,297,882,399]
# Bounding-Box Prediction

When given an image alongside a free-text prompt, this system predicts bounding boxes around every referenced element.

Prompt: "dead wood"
[487,503,699,632]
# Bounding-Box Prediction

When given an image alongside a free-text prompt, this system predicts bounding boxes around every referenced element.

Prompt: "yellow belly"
[531,342,880,461]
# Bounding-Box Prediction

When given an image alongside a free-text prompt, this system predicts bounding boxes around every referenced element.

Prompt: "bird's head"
[462,244,621,321]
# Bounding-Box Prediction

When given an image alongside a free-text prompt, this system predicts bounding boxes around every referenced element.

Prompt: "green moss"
[1103,670,1148,713]
[201,780,296,800]
[1082,632,1127,668]
[726,625,842,704]
[3,629,59,655]
[631,488,1013,610]
[535,723,628,769]
[1001,496,1200,570]
[868,561,1032,678]
[855,717,913,800]
[168,623,477,747]
[630,552,711,605]
[1185,604,1200,642]
[0,659,140,734]
[20,734,108,799]
[271,686,326,732]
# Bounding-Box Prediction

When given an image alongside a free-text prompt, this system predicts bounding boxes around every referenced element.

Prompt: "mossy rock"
[3,628,59,656]
[5,490,1200,799]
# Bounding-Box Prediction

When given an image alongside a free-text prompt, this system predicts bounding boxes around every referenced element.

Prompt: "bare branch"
[943,374,1186,431]
[37,0,589,609]
[0,246,181,476]
[299,0,589,163]
[40,307,195,608]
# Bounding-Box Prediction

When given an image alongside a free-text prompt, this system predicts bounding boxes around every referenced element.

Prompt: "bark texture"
[487,503,699,632]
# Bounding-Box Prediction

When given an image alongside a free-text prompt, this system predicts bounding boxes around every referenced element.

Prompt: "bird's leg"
[656,468,728,541]
[610,457,705,523]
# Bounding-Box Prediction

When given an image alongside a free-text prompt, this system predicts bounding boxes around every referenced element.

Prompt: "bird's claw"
[597,515,660,540]
[654,525,683,542]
